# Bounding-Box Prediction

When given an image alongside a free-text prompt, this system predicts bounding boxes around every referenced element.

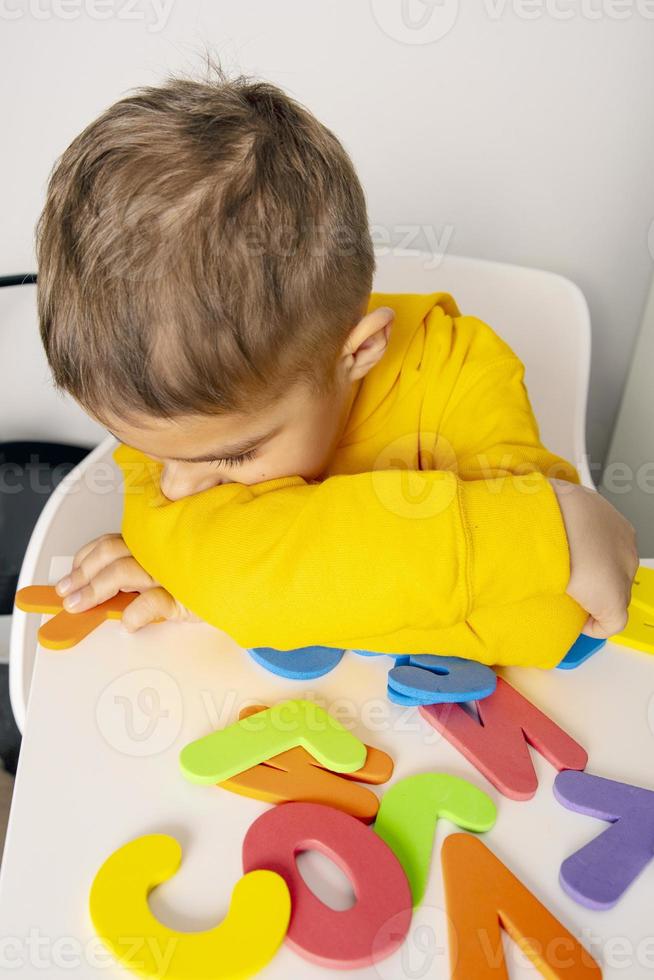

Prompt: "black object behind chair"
[0,441,92,614]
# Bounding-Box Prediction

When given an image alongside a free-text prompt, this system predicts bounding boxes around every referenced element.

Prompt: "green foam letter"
[180,699,367,784]
[374,772,496,904]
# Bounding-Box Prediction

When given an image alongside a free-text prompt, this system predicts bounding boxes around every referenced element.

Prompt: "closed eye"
[208,448,258,468]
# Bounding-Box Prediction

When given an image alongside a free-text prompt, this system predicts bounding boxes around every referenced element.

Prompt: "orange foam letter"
[218,705,393,822]
[442,834,602,979]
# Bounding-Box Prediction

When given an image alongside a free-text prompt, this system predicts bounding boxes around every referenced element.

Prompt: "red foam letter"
[420,677,587,800]
[242,801,412,969]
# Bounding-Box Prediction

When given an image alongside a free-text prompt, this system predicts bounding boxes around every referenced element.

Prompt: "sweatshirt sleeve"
[420,315,589,664]
[112,437,573,651]
[436,327,582,486]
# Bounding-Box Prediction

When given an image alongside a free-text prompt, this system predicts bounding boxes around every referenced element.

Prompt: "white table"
[1,562,654,979]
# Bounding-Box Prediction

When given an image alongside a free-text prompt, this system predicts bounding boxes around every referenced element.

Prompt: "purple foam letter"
[554,769,654,909]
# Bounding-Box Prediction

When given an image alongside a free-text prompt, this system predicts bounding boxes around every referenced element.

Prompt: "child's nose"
[159,462,224,501]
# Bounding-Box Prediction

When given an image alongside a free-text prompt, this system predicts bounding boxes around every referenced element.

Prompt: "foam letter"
[388,654,497,705]
[612,601,654,654]
[242,801,412,968]
[89,834,290,979]
[15,584,146,649]
[442,834,601,979]
[556,634,606,670]
[631,564,654,613]
[180,699,367,784]
[420,677,587,800]
[219,705,393,822]
[373,773,496,903]
[554,769,654,909]
[247,645,344,679]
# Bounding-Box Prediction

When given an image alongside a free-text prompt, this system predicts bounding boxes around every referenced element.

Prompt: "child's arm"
[108,312,635,650]
[108,312,574,656]
[109,440,572,650]
[433,314,637,640]
[60,306,636,654]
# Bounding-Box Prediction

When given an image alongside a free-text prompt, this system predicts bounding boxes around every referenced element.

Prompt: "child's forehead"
[94,383,322,462]
[102,412,279,463]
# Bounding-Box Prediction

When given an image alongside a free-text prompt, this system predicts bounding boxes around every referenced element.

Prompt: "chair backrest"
[0,281,106,444]
[2,277,109,730]
[9,252,593,731]
[9,436,123,732]
[372,250,593,487]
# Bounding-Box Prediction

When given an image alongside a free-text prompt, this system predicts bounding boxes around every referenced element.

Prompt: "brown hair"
[35,55,375,425]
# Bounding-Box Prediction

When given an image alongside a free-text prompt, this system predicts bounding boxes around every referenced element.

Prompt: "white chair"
[8,251,594,732]
[0,277,108,730]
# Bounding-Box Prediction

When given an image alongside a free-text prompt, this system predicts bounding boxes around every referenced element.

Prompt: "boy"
[36,65,637,669]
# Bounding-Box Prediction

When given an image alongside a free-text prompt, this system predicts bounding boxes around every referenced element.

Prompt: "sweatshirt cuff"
[458,472,572,612]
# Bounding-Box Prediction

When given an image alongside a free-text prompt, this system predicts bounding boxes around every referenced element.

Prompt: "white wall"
[602,273,654,552]
[2,0,653,481]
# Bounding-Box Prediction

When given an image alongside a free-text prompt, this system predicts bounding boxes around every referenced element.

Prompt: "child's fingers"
[581,616,607,639]
[121,588,179,632]
[582,607,628,640]
[70,533,126,572]
[60,556,155,613]
[56,536,133,599]
[602,602,629,637]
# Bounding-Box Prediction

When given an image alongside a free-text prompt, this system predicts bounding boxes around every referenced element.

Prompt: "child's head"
[36,61,394,500]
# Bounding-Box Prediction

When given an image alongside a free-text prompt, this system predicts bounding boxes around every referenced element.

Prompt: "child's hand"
[54,533,202,632]
[549,478,639,639]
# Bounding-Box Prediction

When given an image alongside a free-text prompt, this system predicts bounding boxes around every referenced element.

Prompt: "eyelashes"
[208,448,258,469]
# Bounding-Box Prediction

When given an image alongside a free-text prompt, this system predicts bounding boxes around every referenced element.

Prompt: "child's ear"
[341,306,394,381]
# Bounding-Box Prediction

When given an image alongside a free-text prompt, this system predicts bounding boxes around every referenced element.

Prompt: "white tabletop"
[1,561,654,979]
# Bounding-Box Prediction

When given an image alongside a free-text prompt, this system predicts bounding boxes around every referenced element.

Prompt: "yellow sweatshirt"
[112,291,588,669]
